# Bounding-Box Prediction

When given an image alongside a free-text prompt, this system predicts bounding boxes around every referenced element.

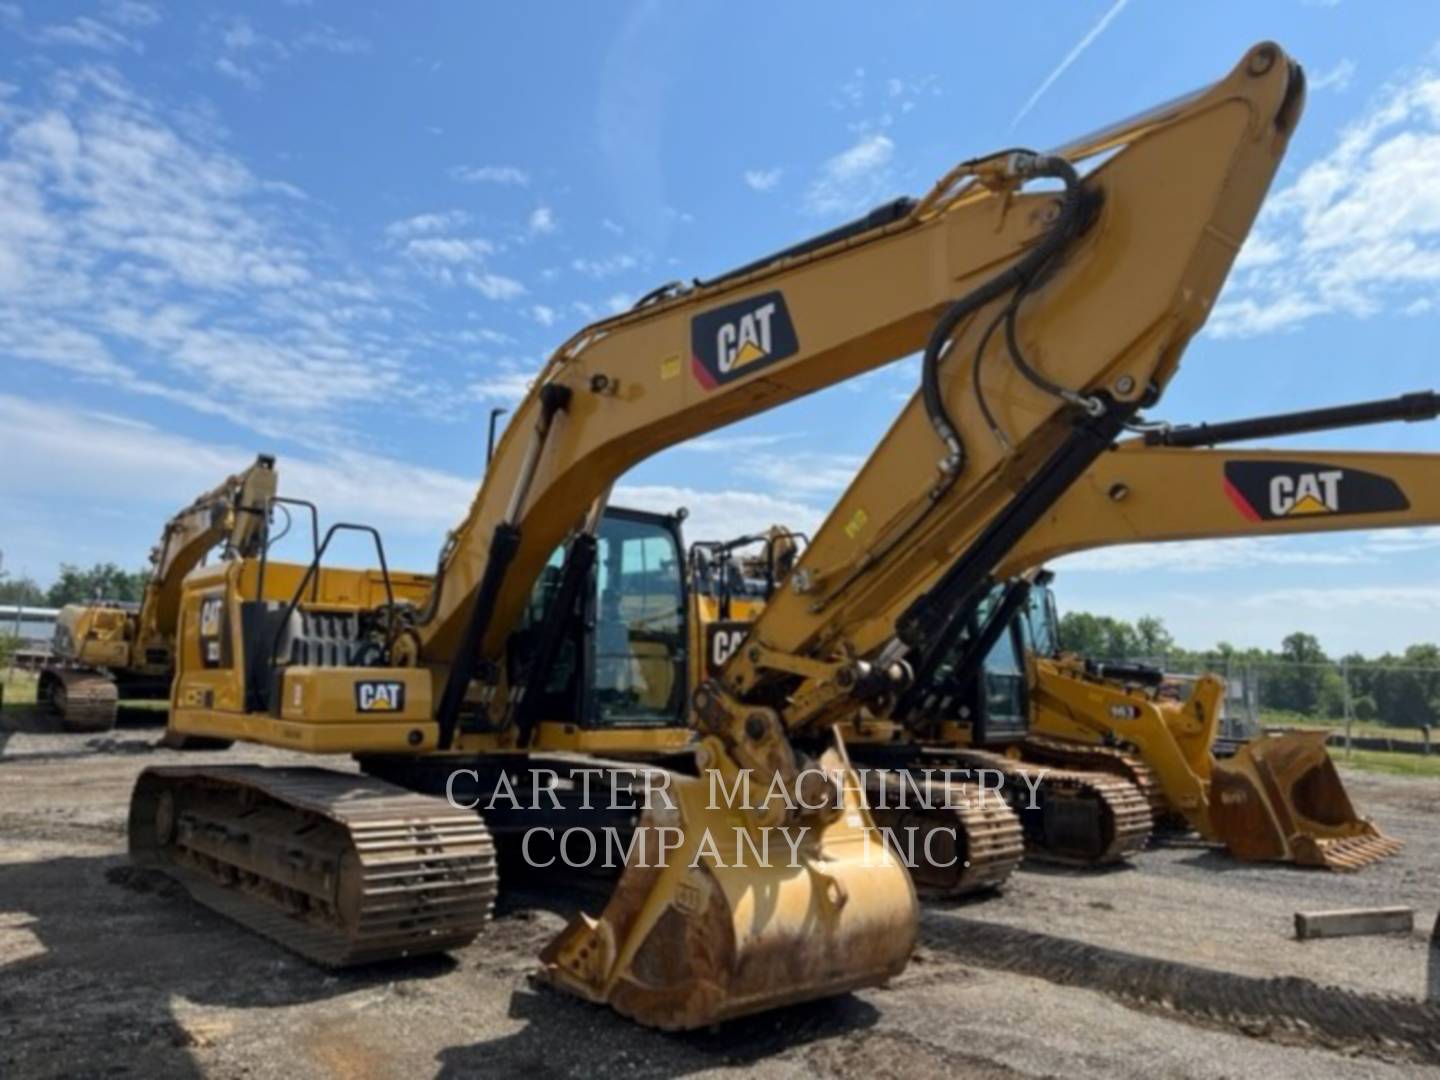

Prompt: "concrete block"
[1294,906,1414,941]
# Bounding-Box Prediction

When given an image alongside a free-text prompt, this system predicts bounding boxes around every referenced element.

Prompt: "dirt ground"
[2,709,1438,1079]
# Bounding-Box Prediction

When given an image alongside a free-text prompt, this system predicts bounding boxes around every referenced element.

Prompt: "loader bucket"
[1209,730,1402,871]
[538,742,918,1029]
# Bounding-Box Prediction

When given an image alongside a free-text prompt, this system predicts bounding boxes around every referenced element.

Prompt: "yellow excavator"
[985,393,1440,869]
[37,455,278,731]
[126,43,1300,1030]
[697,392,1435,876]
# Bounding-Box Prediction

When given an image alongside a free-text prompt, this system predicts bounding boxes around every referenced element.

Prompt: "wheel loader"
[37,455,278,731]
[126,43,1301,1030]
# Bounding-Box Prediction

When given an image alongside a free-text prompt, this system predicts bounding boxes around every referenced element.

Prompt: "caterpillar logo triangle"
[733,339,768,369]
[1222,461,1409,522]
[1286,493,1330,515]
[690,291,798,389]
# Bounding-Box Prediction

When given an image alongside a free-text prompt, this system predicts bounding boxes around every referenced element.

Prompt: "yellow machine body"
[137,44,1301,1030]
[39,455,278,730]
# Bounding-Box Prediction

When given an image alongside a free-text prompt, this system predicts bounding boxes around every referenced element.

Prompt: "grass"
[1331,747,1440,778]
[1,669,37,706]
[1261,710,1430,743]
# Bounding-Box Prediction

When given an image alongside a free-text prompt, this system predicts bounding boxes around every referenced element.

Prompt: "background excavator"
[125,43,1299,1031]
[693,391,1436,878]
[983,390,1440,869]
[37,455,278,731]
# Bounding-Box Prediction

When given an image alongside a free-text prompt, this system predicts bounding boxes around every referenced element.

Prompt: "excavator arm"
[421,43,1301,772]
[134,453,279,657]
[963,393,1440,869]
[996,392,1440,577]
[531,43,1302,1021]
[40,454,278,731]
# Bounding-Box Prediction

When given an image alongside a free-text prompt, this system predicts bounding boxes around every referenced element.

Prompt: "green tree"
[0,575,45,605]
[1135,615,1174,659]
[1263,631,1330,716]
[1058,611,1143,659]
[0,632,18,667]
[45,563,149,606]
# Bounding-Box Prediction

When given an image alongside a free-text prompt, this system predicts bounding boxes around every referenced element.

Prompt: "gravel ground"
[2,711,1437,1079]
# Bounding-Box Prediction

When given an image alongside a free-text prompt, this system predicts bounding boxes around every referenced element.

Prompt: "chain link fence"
[1108,656,1437,756]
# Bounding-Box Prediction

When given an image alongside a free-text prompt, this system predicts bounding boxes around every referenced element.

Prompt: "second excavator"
[38,455,278,730]
[989,391,1440,869]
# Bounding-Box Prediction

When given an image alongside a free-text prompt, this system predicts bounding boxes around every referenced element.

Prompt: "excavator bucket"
[538,742,917,1029]
[1209,731,1402,870]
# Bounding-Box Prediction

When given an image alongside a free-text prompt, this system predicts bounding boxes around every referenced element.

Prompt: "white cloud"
[295,24,369,55]
[466,271,526,300]
[1238,585,1440,613]
[34,16,139,53]
[613,484,823,546]
[1056,537,1370,574]
[677,433,797,454]
[0,393,472,544]
[529,205,557,234]
[803,133,894,217]
[468,371,533,404]
[601,217,624,236]
[1210,64,1440,337]
[450,164,529,186]
[0,64,498,441]
[404,237,494,266]
[570,252,637,279]
[1311,58,1357,93]
[384,211,470,239]
[733,450,865,498]
[103,2,161,28]
[743,167,782,192]
[211,14,369,90]
[1054,525,1440,576]
[530,304,557,326]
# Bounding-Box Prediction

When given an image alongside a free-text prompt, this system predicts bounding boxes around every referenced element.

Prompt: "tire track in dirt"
[925,914,1440,1065]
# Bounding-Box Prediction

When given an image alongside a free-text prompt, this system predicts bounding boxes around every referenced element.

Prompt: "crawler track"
[865,771,1025,896]
[927,915,1440,1065]
[129,766,498,966]
[946,748,1152,865]
[1022,734,1170,823]
[37,668,118,732]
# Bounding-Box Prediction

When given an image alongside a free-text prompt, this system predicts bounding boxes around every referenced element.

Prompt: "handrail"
[267,522,396,671]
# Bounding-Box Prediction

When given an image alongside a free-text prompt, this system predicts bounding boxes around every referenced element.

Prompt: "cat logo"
[355,680,406,713]
[1222,461,1409,523]
[690,291,798,389]
[705,621,751,677]
[1269,470,1343,516]
[199,596,223,636]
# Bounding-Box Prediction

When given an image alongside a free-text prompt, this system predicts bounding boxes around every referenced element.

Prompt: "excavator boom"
[970,395,1440,869]
[40,454,277,730]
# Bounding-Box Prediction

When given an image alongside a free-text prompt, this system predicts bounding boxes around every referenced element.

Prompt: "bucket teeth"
[1307,830,1404,872]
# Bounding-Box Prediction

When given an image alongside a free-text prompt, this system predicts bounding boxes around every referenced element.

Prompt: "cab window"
[592,514,686,727]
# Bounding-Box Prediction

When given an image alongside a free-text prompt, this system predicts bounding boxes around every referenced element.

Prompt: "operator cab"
[509,506,689,731]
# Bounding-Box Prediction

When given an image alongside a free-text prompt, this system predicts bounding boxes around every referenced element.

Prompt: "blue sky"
[4,1,1440,656]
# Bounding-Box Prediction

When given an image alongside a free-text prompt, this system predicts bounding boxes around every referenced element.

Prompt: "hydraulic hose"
[920,152,1088,474]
